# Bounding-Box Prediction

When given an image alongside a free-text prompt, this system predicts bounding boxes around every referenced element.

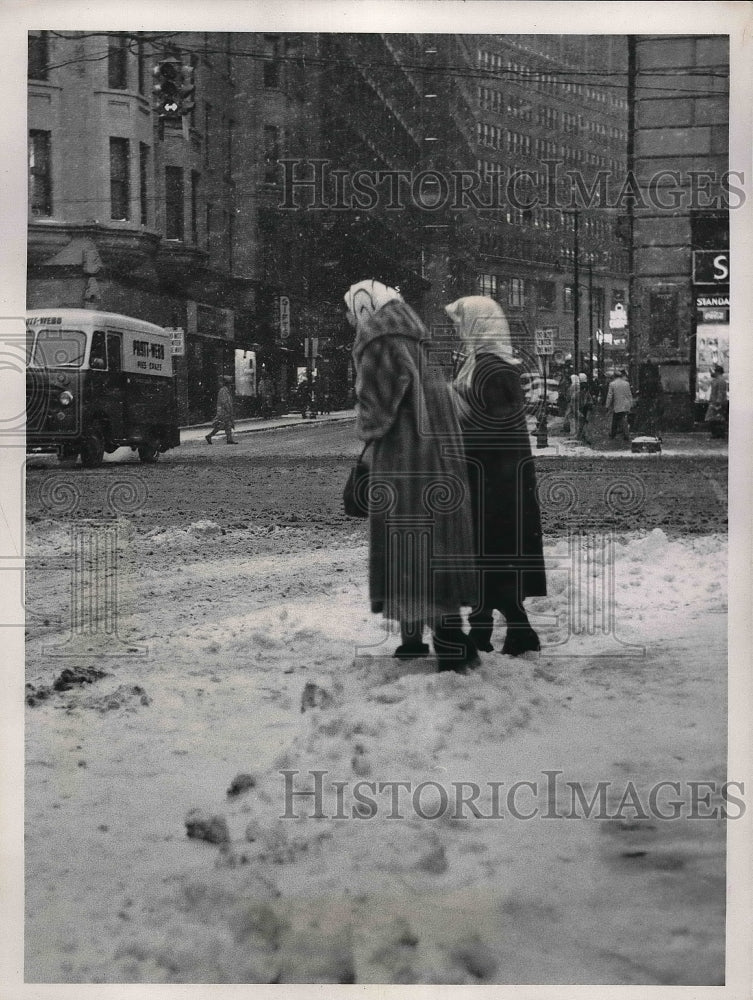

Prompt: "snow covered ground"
[24,519,728,984]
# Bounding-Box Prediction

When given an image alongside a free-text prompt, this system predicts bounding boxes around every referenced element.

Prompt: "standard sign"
[535,329,555,355]
[692,250,729,286]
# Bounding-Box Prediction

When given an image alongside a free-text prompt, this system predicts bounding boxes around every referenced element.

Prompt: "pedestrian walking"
[346,279,478,670]
[576,373,594,445]
[605,369,633,442]
[257,374,273,419]
[445,296,546,657]
[705,364,728,439]
[205,375,238,444]
[565,373,580,437]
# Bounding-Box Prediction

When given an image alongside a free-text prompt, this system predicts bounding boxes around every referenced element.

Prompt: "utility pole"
[626,35,637,384]
[588,256,594,384]
[573,209,580,372]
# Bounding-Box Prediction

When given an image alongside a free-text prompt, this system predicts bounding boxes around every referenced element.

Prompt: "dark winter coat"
[454,353,547,605]
[214,385,234,426]
[353,300,477,623]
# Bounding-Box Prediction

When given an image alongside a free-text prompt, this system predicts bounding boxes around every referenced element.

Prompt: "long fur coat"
[353,300,477,624]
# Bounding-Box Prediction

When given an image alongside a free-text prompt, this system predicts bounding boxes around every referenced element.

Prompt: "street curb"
[181,412,356,438]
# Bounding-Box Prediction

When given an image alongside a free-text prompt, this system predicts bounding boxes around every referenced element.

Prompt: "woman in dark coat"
[446,296,547,656]
[346,280,478,670]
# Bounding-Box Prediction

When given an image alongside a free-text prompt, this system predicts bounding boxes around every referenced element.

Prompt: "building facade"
[28,31,640,419]
[469,34,631,377]
[629,34,730,429]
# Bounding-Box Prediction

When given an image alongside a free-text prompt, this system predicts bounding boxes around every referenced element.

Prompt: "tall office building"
[629,34,730,429]
[469,34,631,374]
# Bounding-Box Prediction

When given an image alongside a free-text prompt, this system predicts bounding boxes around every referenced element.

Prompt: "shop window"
[29,130,52,217]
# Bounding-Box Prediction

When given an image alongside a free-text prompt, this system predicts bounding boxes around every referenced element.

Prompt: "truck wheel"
[138,437,160,464]
[80,424,105,468]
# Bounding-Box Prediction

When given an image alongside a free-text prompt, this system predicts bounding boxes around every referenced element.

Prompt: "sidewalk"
[533,411,728,458]
[180,409,356,443]
[181,408,728,458]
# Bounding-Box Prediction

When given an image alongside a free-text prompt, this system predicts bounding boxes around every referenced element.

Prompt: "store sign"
[609,303,628,329]
[692,250,730,286]
[279,296,291,339]
[695,294,729,325]
[166,327,185,357]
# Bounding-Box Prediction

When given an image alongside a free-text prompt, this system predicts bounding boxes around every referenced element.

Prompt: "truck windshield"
[27,329,87,368]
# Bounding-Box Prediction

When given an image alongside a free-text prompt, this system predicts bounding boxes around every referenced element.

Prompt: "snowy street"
[23,420,729,984]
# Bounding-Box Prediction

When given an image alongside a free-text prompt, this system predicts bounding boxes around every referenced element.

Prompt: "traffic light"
[179,64,195,116]
[153,57,181,117]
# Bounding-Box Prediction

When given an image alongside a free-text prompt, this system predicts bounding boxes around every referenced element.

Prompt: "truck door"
[106,331,126,438]
[89,328,125,443]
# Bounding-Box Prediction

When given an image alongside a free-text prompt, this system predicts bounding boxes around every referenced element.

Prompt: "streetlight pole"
[573,209,580,373]
[588,255,594,385]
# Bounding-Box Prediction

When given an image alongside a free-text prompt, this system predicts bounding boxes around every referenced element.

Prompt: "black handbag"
[343,444,370,518]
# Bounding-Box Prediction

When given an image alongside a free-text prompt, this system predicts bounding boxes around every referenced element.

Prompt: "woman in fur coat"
[445,296,546,656]
[346,279,478,670]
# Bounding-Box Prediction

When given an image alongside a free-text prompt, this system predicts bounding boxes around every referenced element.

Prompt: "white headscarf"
[444,296,517,395]
[344,279,403,332]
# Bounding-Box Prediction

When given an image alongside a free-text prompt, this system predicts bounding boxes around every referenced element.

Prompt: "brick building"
[628,34,730,429]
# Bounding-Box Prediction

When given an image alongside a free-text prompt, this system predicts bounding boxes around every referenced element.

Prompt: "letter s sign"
[713,254,729,282]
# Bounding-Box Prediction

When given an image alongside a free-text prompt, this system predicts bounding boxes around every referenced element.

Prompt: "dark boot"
[468,608,494,652]
[433,624,479,672]
[500,602,541,657]
[394,621,429,659]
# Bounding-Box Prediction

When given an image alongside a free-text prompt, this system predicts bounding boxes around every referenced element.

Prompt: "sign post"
[535,329,555,449]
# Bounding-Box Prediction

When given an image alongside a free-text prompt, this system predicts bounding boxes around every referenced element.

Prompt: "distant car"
[520,374,559,413]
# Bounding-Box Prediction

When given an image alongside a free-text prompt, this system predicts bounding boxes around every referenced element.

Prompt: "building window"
[191,170,200,244]
[29,130,52,217]
[509,277,525,308]
[477,273,498,298]
[108,33,128,90]
[538,280,556,311]
[139,143,149,226]
[28,31,49,81]
[263,36,280,88]
[109,138,130,220]
[137,33,146,94]
[563,284,574,313]
[205,203,212,249]
[264,125,279,184]
[165,165,184,240]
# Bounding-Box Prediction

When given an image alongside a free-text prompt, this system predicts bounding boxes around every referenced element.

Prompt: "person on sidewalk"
[205,375,238,444]
[576,373,594,445]
[445,295,546,657]
[565,373,580,437]
[705,364,728,439]
[605,369,633,442]
[346,279,479,671]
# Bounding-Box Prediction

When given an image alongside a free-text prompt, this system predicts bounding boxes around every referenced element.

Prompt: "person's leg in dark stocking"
[468,607,494,652]
[433,616,479,671]
[500,595,540,656]
[394,620,429,659]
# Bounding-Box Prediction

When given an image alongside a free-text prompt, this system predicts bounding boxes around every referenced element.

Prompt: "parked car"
[520,374,559,413]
